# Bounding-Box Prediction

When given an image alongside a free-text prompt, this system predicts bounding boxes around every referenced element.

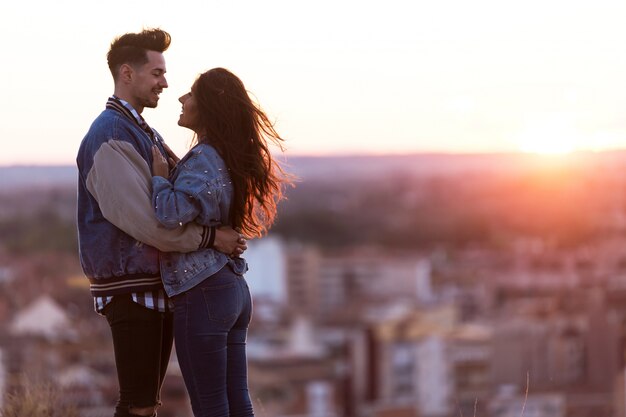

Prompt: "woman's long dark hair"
[192,68,292,238]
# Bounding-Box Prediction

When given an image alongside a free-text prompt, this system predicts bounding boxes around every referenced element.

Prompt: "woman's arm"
[151,145,221,229]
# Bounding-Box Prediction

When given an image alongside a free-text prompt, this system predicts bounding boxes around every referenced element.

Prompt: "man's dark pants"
[103,294,174,417]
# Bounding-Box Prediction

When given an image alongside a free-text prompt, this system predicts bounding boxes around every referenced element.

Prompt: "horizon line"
[2,148,626,168]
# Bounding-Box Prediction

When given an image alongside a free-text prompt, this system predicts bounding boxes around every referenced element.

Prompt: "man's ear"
[119,63,133,83]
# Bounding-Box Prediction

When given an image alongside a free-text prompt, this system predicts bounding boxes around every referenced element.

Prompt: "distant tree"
[0,208,77,253]
[272,170,606,250]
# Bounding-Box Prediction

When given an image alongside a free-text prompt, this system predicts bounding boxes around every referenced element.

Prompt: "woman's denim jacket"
[151,143,246,297]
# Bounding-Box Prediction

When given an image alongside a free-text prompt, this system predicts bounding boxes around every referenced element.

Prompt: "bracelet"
[208,226,216,249]
[200,226,216,249]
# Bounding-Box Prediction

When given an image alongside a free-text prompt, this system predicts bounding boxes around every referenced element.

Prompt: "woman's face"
[177,88,200,132]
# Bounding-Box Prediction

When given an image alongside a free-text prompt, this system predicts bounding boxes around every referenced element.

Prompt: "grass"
[1,377,79,417]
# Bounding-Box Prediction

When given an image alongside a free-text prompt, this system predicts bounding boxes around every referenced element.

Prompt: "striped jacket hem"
[88,274,163,297]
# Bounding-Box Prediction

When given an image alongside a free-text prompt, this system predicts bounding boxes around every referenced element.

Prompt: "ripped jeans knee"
[128,404,158,417]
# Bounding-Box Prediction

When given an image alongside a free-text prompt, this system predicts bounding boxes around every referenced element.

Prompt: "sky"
[1,0,626,165]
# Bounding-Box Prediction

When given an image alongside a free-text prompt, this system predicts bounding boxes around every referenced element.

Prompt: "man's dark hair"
[107,28,171,80]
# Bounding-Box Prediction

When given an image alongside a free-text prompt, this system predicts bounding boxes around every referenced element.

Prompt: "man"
[76,28,245,417]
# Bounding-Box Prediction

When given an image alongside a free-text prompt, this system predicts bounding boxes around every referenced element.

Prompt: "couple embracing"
[76,28,291,417]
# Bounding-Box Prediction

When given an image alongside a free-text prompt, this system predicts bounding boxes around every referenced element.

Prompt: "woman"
[150,67,291,417]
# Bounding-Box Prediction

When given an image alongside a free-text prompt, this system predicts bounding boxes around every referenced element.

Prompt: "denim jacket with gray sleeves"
[151,143,246,297]
[77,106,206,297]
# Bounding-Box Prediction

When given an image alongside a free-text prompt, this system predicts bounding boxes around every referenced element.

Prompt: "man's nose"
[161,76,169,89]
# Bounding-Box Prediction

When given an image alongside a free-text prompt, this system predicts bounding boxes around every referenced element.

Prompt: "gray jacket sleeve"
[85,139,203,253]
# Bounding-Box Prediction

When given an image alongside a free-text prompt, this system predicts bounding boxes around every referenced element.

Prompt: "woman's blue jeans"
[172,264,254,417]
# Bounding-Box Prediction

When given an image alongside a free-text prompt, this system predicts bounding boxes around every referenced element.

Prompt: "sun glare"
[513,119,580,155]
[518,138,575,155]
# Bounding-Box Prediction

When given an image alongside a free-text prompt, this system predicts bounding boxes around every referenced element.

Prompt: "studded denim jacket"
[151,143,246,297]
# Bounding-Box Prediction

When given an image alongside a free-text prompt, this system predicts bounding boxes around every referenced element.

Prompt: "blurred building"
[9,295,76,341]
[245,236,287,303]
[285,242,321,316]
[0,349,4,410]
[448,324,493,416]
[351,304,492,417]
[282,246,434,321]
[488,386,565,417]
[491,287,620,416]
[247,316,344,417]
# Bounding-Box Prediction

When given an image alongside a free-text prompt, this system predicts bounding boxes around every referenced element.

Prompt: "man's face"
[128,50,168,112]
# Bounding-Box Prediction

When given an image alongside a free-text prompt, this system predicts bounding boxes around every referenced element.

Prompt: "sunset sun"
[514,119,580,155]
[518,136,576,155]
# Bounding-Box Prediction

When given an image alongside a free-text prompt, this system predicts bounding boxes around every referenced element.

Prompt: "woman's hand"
[160,141,180,170]
[213,226,248,257]
[151,145,170,178]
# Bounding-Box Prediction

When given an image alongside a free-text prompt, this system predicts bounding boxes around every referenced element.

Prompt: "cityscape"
[2,152,626,417]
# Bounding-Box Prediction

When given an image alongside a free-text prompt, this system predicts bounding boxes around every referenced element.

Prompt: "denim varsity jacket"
[76,103,210,297]
[151,143,247,297]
